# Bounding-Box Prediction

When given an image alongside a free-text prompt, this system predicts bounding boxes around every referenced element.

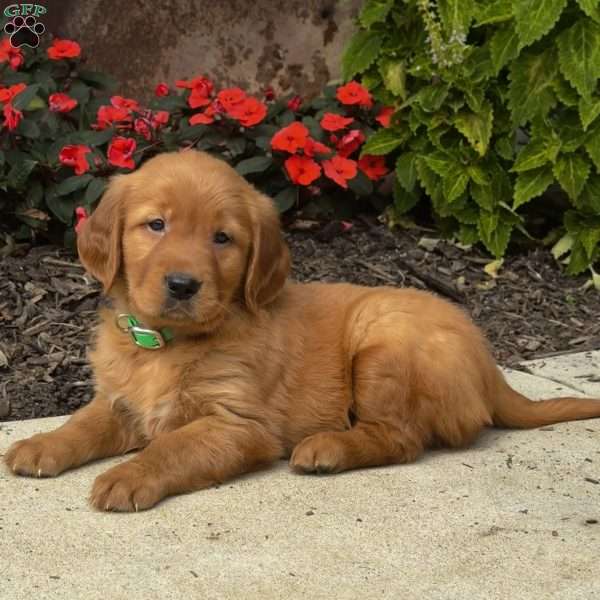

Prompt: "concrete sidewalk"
[1,352,599,600]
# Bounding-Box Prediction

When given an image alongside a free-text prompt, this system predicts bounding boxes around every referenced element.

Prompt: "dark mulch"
[1,218,598,421]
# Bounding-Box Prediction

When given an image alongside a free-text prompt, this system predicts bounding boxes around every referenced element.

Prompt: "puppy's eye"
[213,231,231,245]
[148,219,165,232]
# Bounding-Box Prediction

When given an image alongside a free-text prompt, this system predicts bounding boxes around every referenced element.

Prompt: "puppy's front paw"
[90,461,166,512]
[4,434,73,477]
[290,432,346,474]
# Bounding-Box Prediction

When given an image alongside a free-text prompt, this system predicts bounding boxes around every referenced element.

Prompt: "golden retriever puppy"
[5,150,600,511]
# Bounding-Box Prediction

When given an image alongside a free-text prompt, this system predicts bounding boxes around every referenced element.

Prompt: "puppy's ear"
[77,176,126,293]
[244,191,290,313]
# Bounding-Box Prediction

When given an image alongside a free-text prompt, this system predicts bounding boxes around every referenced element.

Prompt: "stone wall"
[42,0,362,98]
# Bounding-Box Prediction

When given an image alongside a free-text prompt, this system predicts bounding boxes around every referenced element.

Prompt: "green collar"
[116,314,174,350]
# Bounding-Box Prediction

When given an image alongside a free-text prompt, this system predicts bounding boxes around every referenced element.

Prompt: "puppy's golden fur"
[5,151,600,511]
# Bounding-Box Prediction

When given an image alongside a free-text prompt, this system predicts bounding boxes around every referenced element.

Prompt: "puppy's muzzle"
[165,272,202,301]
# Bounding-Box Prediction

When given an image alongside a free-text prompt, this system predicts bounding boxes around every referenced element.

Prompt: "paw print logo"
[4,15,45,49]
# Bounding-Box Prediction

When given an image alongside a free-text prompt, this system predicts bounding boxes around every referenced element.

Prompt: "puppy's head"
[77,151,290,334]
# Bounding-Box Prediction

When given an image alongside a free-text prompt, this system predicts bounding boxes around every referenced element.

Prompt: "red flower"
[0,83,26,104]
[271,122,309,153]
[218,88,246,111]
[108,136,137,170]
[358,155,389,180]
[323,155,357,188]
[59,145,91,175]
[151,110,169,127]
[134,118,151,140]
[0,38,23,70]
[75,207,88,234]
[303,137,331,158]
[47,39,81,60]
[111,96,140,111]
[320,112,354,132]
[376,106,394,128]
[155,83,169,97]
[3,103,22,130]
[287,95,302,112]
[177,76,214,109]
[264,86,275,101]
[189,105,215,125]
[336,81,373,108]
[94,105,132,129]
[285,155,321,186]
[228,97,267,127]
[336,129,365,157]
[49,93,78,113]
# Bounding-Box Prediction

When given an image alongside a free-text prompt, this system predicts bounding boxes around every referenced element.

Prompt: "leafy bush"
[344,0,600,274]
[0,36,391,246]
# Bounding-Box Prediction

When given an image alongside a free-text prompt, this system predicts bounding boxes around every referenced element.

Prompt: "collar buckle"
[116,314,167,350]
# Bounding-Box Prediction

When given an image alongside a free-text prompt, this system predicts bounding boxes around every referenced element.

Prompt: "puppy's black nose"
[165,273,201,300]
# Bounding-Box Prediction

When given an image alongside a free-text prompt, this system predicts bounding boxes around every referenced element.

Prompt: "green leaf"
[7,159,37,190]
[416,158,443,203]
[513,166,555,209]
[566,239,590,274]
[553,112,588,152]
[513,0,567,49]
[46,186,75,225]
[490,24,520,74]
[11,84,40,110]
[576,0,600,22]
[416,84,449,112]
[423,151,457,179]
[557,19,600,100]
[342,30,382,80]
[580,226,600,259]
[15,118,40,139]
[77,70,118,92]
[579,174,600,212]
[512,139,560,172]
[235,156,273,176]
[84,177,108,207]
[495,135,515,160]
[454,101,493,156]
[553,154,591,201]
[585,126,600,171]
[359,0,394,27]
[361,129,404,156]
[478,211,513,257]
[443,169,469,202]
[474,0,513,25]
[437,0,473,35]
[347,170,374,196]
[26,96,46,111]
[67,80,91,105]
[225,136,246,157]
[509,49,557,125]
[551,233,573,260]
[393,179,420,214]
[77,129,115,146]
[273,187,298,213]
[553,75,579,107]
[471,182,495,210]
[395,152,417,192]
[467,165,490,186]
[379,59,406,99]
[57,174,94,196]
[579,95,600,131]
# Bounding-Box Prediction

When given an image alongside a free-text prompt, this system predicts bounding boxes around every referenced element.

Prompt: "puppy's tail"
[492,381,600,429]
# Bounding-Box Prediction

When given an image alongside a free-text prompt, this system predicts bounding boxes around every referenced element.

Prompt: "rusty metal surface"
[46,0,361,98]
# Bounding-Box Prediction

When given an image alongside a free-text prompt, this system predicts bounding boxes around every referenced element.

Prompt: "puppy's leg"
[90,416,282,512]
[290,422,424,474]
[4,396,142,477]
[291,345,426,474]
